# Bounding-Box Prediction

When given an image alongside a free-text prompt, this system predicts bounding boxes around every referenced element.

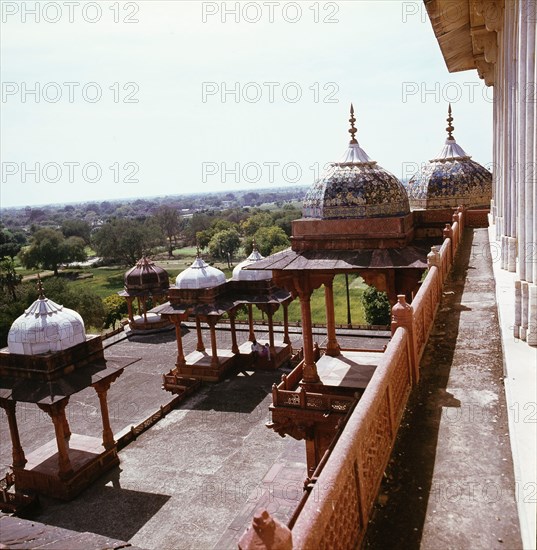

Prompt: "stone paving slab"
[0,516,143,549]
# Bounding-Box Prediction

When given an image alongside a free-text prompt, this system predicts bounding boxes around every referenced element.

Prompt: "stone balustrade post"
[443,224,454,266]
[391,295,418,384]
[427,245,443,298]
[238,510,292,550]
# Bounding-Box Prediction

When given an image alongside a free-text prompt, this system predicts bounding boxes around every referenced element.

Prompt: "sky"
[0,0,494,208]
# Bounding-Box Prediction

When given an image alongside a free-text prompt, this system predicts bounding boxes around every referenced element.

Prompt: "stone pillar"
[500,235,508,270]
[174,318,186,366]
[247,304,255,342]
[521,281,529,341]
[62,410,71,439]
[324,280,340,357]
[93,380,116,450]
[266,307,275,354]
[208,318,219,368]
[1,401,27,468]
[517,0,527,283]
[297,285,320,385]
[126,296,134,322]
[229,312,239,354]
[39,399,73,478]
[507,236,517,272]
[525,0,536,283]
[527,284,537,346]
[195,317,205,352]
[391,295,418,384]
[282,302,291,345]
[515,280,522,340]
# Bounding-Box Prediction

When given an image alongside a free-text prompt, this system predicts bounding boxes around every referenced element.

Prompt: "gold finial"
[196,243,201,258]
[446,103,455,140]
[252,237,257,251]
[36,274,45,299]
[348,103,358,144]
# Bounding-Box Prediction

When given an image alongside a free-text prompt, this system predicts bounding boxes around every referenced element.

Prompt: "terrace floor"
[0,324,389,549]
[364,228,528,550]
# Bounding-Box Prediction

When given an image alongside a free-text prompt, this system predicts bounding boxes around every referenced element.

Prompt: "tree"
[0,259,22,300]
[209,228,241,267]
[249,226,290,256]
[155,206,181,258]
[184,213,213,245]
[19,228,86,276]
[61,219,91,244]
[196,229,214,250]
[92,218,162,266]
[361,285,391,325]
[241,212,273,236]
[0,228,25,260]
[103,295,129,329]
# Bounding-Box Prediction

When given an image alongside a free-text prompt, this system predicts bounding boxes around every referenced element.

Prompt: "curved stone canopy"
[302,108,409,220]
[407,107,492,210]
[175,256,226,290]
[124,256,169,292]
[232,248,272,282]
[407,138,492,210]
[8,294,86,355]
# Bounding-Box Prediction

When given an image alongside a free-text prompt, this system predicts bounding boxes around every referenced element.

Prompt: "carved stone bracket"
[473,0,504,32]
[471,25,498,63]
[474,56,495,86]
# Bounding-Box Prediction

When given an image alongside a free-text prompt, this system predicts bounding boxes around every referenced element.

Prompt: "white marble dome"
[8,293,86,355]
[175,255,226,290]
[232,247,272,282]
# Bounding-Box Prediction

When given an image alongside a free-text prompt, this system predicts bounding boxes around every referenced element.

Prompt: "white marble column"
[528,6,537,347]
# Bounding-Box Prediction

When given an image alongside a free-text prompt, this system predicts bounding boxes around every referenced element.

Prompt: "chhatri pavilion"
[152,245,293,386]
[252,104,490,477]
[0,279,139,500]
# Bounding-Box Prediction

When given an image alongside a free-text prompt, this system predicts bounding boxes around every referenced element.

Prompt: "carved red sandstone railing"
[272,384,356,413]
[285,208,466,549]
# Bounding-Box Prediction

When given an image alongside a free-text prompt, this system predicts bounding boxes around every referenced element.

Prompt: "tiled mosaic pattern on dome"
[407,158,492,209]
[303,164,410,219]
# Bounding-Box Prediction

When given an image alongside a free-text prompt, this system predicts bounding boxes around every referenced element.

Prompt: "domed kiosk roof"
[302,105,410,220]
[407,105,492,210]
[175,250,226,290]
[7,278,86,355]
[124,256,169,292]
[232,243,272,282]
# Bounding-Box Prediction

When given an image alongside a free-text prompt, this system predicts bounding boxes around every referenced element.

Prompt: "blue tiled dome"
[407,107,492,210]
[303,107,409,220]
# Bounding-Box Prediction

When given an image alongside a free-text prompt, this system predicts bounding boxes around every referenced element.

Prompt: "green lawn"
[15,245,368,326]
[69,267,126,298]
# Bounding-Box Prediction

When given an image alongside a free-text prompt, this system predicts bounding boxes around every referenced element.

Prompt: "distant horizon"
[0,183,310,211]
[1,1,492,208]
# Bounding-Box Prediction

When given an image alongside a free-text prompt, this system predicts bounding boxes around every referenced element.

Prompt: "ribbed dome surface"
[407,138,492,210]
[303,107,409,220]
[124,257,169,292]
[407,106,492,210]
[232,248,272,281]
[8,295,86,355]
[175,256,226,290]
